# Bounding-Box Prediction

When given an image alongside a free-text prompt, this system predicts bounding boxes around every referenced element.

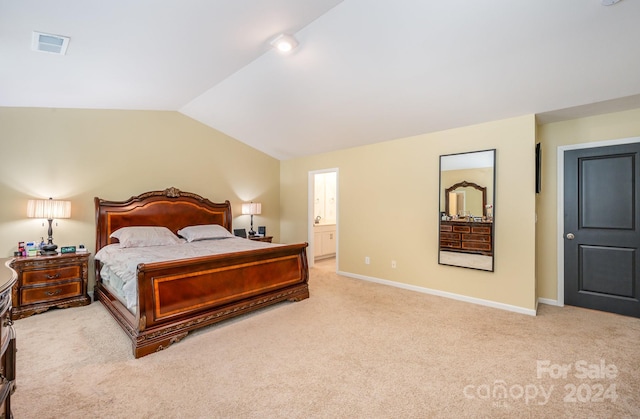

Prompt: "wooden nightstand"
[249,236,273,243]
[10,253,91,320]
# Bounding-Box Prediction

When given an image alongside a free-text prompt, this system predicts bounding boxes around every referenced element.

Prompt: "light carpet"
[12,259,640,418]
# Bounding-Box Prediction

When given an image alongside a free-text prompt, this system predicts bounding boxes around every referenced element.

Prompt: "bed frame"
[94,187,309,358]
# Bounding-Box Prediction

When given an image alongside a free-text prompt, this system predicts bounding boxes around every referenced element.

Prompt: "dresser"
[0,259,17,419]
[10,253,91,320]
[440,220,493,256]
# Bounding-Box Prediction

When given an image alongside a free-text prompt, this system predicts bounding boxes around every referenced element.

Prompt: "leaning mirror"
[439,149,496,271]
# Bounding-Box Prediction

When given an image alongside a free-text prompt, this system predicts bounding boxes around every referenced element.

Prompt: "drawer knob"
[45,273,61,280]
[44,289,62,297]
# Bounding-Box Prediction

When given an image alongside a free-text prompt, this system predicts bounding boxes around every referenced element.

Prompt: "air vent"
[31,31,70,55]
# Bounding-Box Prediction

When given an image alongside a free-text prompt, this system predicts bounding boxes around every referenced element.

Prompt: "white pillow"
[110,226,182,248]
[177,224,234,242]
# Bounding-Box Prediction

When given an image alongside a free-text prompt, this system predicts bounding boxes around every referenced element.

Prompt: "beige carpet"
[12,259,640,418]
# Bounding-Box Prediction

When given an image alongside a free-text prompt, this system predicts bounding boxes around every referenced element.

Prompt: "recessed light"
[270,34,298,54]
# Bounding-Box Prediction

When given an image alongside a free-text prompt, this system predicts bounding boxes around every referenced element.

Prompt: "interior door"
[564,142,640,317]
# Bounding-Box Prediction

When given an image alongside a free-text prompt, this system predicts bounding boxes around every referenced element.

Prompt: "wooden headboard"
[95,187,232,251]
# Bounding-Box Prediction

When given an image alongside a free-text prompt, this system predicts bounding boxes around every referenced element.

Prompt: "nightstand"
[10,253,91,320]
[249,236,273,243]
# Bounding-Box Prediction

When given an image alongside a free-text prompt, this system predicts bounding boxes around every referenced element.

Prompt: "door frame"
[556,136,640,306]
[307,168,339,269]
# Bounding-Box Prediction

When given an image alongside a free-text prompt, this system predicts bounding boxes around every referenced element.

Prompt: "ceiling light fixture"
[270,34,298,54]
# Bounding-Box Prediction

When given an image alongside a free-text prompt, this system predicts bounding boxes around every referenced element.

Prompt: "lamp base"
[40,243,58,256]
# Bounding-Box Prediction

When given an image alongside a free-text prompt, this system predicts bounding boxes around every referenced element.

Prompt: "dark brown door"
[564,142,640,318]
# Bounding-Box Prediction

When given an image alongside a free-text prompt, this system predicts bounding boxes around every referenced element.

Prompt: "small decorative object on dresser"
[1,259,17,418]
[10,253,91,320]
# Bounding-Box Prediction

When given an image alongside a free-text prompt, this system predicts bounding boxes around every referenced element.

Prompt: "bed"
[94,187,309,358]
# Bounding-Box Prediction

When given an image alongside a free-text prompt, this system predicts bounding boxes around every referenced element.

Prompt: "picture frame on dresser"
[438,149,496,272]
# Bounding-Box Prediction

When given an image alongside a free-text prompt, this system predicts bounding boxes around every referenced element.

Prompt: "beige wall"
[282,115,537,311]
[10,106,634,312]
[0,107,281,289]
[536,108,640,301]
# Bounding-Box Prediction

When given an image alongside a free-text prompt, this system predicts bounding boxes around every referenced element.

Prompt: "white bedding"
[95,237,279,313]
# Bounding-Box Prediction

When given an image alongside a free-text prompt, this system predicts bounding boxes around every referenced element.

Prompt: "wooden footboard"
[96,243,308,358]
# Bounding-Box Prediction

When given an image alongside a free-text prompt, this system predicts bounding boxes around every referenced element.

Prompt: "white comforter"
[95,237,278,312]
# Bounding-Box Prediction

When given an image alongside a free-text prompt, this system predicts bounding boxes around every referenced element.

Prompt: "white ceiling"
[2,0,640,160]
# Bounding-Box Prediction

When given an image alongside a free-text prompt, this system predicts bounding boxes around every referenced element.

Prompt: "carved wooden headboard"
[95,187,232,251]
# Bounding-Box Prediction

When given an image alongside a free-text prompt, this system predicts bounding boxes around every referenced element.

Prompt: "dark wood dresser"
[440,220,493,256]
[10,253,91,320]
[1,259,17,418]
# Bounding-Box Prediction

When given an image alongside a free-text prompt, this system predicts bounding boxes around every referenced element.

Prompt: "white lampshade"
[242,202,262,215]
[27,198,71,220]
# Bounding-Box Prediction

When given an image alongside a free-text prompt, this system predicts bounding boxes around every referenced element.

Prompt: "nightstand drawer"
[21,281,82,305]
[22,265,81,285]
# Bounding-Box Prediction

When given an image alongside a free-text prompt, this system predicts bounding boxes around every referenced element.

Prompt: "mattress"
[95,237,278,314]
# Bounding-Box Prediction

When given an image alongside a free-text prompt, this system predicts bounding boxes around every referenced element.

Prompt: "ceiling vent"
[31,31,70,55]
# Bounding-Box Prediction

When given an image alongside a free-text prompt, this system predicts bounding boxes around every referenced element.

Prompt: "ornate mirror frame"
[444,181,487,217]
[438,149,496,272]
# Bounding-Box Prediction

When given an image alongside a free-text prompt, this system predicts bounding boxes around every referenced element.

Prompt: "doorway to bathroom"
[308,168,338,270]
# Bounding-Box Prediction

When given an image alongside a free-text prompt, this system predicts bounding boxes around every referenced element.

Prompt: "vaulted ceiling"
[2,0,640,159]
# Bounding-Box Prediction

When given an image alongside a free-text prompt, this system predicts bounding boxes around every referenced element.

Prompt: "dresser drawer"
[0,331,15,382]
[22,265,81,285]
[21,281,82,305]
[440,232,460,241]
[452,225,471,233]
[0,311,10,357]
[462,241,492,252]
[461,233,491,243]
[471,226,491,235]
[440,240,461,249]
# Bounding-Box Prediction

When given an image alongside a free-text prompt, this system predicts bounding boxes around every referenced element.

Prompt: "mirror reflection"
[439,149,495,271]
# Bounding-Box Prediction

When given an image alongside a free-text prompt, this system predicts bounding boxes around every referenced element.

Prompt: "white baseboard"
[537,297,562,307]
[337,270,537,316]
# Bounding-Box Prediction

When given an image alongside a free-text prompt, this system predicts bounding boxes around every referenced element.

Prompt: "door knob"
[566,233,575,240]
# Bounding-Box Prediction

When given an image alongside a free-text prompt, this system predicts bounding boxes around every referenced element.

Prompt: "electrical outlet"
[391,260,397,268]
[365,256,370,265]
